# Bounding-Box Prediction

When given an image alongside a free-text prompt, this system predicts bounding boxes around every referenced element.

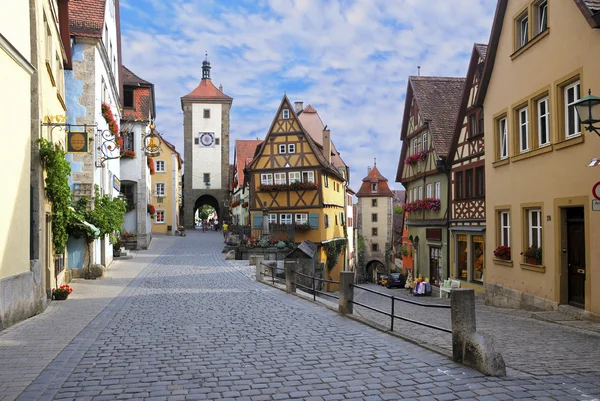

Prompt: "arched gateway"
[181,56,233,228]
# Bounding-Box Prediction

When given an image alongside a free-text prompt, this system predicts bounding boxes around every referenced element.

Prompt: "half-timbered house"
[247,95,348,283]
[448,44,488,292]
[396,76,465,287]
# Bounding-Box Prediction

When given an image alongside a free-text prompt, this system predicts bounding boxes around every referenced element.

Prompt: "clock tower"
[181,56,233,228]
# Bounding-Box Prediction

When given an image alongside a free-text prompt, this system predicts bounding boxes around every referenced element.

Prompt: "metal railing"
[350,284,451,333]
[260,262,339,301]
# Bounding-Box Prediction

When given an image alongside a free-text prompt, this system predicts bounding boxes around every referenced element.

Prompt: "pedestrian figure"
[214,219,219,231]
[222,222,228,241]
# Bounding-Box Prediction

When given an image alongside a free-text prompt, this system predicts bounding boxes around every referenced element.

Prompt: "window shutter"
[309,213,319,229]
[253,213,263,229]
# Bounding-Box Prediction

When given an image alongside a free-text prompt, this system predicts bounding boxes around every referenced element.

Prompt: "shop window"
[457,234,468,280]
[471,235,484,283]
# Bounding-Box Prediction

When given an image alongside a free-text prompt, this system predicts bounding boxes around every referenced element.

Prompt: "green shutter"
[253,213,263,229]
[309,213,319,229]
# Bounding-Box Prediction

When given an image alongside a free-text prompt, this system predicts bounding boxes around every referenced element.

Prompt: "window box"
[404,198,441,213]
[404,150,428,166]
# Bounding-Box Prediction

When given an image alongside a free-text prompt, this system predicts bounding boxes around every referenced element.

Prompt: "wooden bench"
[440,279,461,298]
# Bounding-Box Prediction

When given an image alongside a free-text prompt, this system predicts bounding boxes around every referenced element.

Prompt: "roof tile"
[356,166,394,197]
[68,0,106,38]
[182,79,232,101]
[234,140,262,189]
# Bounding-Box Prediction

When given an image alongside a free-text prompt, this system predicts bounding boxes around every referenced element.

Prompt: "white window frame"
[426,183,432,198]
[412,188,417,202]
[537,0,548,34]
[282,109,290,119]
[435,182,441,200]
[371,183,377,193]
[268,214,277,224]
[156,210,165,224]
[289,171,301,183]
[422,132,428,151]
[302,171,314,183]
[295,213,308,225]
[418,186,423,200]
[499,117,508,159]
[500,211,510,247]
[520,14,529,47]
[280,213,292,225]
[528,209,542,248]
[565,81,581,138]
[279,144,286,154]
[155,182,166,197]
[519,106,529,153]
[274,172,286,185]
[413,139,418,154]
[261,174,273,185]
[155,160,166,173]
[288,144,296,154]
[537,97,550,147]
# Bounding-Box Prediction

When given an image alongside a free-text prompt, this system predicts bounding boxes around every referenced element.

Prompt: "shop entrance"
[566,207,585,308]
[429,247,441,286]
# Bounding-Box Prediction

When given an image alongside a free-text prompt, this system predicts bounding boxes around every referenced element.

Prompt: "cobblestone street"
[2,232,600,400]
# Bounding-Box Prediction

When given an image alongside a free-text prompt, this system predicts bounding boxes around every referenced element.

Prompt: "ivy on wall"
[323,238,347,272]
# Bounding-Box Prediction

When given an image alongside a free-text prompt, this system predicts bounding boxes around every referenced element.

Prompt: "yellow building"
[151,139,183,234]
[480,0,600,315]
[247,96,348,285]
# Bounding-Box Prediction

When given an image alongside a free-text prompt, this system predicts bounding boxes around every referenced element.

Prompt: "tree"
[394,205,404,215]
[198,205,215,220]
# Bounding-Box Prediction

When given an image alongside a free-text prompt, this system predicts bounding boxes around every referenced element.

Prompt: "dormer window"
[124,87,134,108]
[282,109,290,119]
[371,183,378,193]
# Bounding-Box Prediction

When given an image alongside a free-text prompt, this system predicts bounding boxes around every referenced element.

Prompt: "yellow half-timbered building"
[247,96,349,285]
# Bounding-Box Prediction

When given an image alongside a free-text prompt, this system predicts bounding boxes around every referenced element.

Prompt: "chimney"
[367,166,372,174]
[219,84,223,92]
[294,101,303,113]
[323,128,331,164]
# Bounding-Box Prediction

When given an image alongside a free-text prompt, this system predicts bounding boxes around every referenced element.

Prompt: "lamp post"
[573,89,600,137]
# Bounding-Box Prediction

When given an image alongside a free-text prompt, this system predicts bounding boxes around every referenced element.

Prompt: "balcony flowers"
[101,102,121,148]
[521,246,542,265]
[121,149,136,159]
[289,181,319,191]
[258,183,289,192]
[404,198,441,213]
[404,150,428,166]
[493,245,511,260]
[294,223,312,232]
[147,156,155,175]
[147,203,156,216]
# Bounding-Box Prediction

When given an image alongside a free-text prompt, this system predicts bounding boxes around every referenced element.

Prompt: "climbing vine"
[86,185,127,237]
[323,238,347,272]
[38,139,72,253]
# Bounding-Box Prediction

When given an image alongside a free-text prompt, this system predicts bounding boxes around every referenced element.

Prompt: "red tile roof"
[297,104,347,170]
[68,0,106,38]
[356,166,394,197]
[234,140,262,190]
[162,138,183,170]
[122,66,154,121]
[303,104,317,113]
[182,79,232,101]
[122,65,151,86]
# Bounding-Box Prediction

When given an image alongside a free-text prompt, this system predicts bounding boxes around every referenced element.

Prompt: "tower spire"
[202,51,211,80]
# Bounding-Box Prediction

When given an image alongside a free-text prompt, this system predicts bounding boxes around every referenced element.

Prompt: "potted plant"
[493,245,511,261]
[52,284,73,300]
[521,246,542,265]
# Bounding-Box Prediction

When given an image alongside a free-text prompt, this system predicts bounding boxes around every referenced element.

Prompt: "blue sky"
[120,0,496,192]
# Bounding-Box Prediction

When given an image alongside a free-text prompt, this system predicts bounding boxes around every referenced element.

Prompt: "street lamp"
[573,89,600,137]
[144,121,163,157]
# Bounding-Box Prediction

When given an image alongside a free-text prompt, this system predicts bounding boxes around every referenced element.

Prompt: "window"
[335,214,338,225]
[372,243,379,252]
[124,87,134,108]
[528,209,542,248]
[123,131,134,152]
[413,188,417,203]
[471,235,484,283]
[302,171,314,183]
[288,144,296,153]
[280,214,292,225]
[289,172,301,183]
[517,12,529,48]
[498,117,508,159]
[372,228,378,236]
[340,212,345,225]
[457,234,468,280]
[274,172,286,185]
[324,214,329,228]
[56,53,64,97]
[215,138,220,145]
[121,183,134,208]
[45,19,52,63]
[456,172,464,199]
[279,144,286,154]
[203,109,210,119]
[536,0,548,35]
[537,96,550,146]
[413,139,418,154]
[371,183,377,193]
[156,160,166,173]
[435,182,441,200]
[348,217,353,228]
[371,213,378,222]
[500,211,510,247]
[418,186,423,200]
[422,132,428,150]
[426,183,432,198]
[465,169,473,198]
[371,199,377,207]
[268,214,277,224]
[469,113,478,137]
[475,167,485,197]
[324,173,329,187]
[518,106,529,152]
[295,214,308,225]
[155,183,165,196]
[156,210,165,224]
[565,81,581,138]
[260,174,273,185]
[194,138,199,145]
[282,109,290,119]
[204,173,210,184]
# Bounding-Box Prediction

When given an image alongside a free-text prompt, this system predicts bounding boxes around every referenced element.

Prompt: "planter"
[122,236,137,250]
[526,257,541,265]
[53,293,69,300]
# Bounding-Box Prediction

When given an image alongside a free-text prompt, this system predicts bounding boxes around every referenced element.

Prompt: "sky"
[119,0,496,192]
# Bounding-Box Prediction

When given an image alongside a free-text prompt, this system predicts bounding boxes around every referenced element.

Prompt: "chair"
[440,279,461,298]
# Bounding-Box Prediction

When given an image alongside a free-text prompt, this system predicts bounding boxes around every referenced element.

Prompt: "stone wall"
[485,283,558,311]
[0,271,39,330]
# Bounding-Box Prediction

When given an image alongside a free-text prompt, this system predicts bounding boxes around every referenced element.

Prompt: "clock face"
[200,132,214,147]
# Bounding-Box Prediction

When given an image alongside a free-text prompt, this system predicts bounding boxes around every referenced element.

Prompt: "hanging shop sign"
[67,130,88,153]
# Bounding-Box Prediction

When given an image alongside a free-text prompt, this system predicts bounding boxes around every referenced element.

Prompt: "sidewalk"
[0,236,175,401]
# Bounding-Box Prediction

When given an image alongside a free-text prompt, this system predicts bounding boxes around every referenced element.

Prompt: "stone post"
[255,262,263,282]
[249,254,263,267]
[451,288,506,376]
[338,271,354,315]
[285,260,296,293]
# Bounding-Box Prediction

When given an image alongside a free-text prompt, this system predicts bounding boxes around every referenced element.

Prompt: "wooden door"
[429,247,441,286]
[567,207,585,308]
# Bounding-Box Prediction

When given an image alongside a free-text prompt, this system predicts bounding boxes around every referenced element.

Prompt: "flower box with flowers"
[147,203,156,216]
[289,181,319,191]
[121,149,136,159]
[294,223,312,232]
[404,198,441,213]
[52,284,73,300]
[258,184,288,192]
[521,246,542,265]
[493,245,511,260]
[231,200,241,208]
[404,150,428,166]
[101,102,121,148]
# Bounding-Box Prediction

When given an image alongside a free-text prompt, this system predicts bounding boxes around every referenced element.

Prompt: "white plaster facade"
[191,102,223,190]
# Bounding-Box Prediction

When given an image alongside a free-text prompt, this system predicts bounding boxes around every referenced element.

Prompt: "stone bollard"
[451,289,506,376]
[338,271,354,315]
[255,262,263,282]
[285,261,296,294]
[249,255,263,266]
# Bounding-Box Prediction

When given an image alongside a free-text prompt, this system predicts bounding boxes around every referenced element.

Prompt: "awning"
[449,226,486,232]
[68,206,100,236]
